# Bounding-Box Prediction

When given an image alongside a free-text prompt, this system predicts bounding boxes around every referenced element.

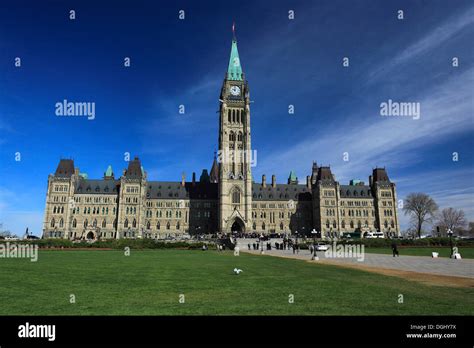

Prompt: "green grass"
[364,247,474,259]
[0,250,472,315]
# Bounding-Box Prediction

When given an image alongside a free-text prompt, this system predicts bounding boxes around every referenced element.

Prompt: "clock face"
[233,57,240,67]
[230,86,241,96]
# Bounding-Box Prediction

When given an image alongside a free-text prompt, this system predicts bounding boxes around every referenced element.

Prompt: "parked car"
[5,236,19,241]
[315,242,329,251]
[364,232,385,239]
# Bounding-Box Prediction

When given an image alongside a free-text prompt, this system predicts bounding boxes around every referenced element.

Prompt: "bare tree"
[436,208,466,236]
[0,223,12,237]
[402,193,438,238]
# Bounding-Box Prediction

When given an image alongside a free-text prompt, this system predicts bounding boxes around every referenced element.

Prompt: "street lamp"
[447,228,454,258]
[295,231,299,254]
[311,229,318,260]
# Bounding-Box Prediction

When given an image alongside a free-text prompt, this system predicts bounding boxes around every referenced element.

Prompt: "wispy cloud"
[257,66,473,182]
[367,5,474,84]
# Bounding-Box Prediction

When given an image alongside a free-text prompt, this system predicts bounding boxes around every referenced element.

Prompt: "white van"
[364,232,385,239]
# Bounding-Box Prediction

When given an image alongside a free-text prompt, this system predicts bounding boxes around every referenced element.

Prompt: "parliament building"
[42,35,400,240]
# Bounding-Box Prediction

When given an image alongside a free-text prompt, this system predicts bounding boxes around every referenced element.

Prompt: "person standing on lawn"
[391,241,399,257]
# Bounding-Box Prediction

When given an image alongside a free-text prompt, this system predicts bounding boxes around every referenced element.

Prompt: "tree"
[436,208,466,236]
[402,193,438,238]
[0,223,11,237]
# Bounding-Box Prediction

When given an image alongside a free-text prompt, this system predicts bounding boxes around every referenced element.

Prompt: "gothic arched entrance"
[230,217,245,233]
[86,231,95,240]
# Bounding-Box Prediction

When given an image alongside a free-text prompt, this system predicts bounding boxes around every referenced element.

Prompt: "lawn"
[0,250,472,315]
[364,247,474,259]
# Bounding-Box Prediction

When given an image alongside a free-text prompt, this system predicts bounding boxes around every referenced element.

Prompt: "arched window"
[50,218,55,228]
[333,221,337,228]
[176,222,180,230]
[232,189,240,204]
[124,219,129,228]
[93,219,97,227]
[229,131,234,142]
[350,221,354,229]
[53,206,57,214]
[384,221,388,228]
[326,220,330,228]
[280,222,284,230]
[113,219,117,228]
[237,131,243,141]
[262,222,265,230]
[341,221,345,228]
[147,221,151,230]
[364,220,368,227]
[72,219,77,228]
[59,218,64,228]
[228,109,231,123]
[84,219,88,228]
[357,220,361,229]
[391,220,395,228]
[132,219,137,228]
[102,219,106,228]
[253,222,256,230]
[156,222,160,230]
[232,109,236,123]
[166,222,170,230]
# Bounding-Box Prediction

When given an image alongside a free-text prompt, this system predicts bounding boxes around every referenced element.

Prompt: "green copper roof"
[105,165,113,177]
[227,39,243,81]
[289,171,297,181]
[79,172,88,179]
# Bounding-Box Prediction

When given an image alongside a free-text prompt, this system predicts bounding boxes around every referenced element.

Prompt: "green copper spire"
[288,171,298,184]
[105,165,113,177]
[227,35,243,81]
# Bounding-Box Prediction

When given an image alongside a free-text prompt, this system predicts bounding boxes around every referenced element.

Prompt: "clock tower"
[217,32,253,234]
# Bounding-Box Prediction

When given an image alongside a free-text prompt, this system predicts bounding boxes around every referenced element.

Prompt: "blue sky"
[0,0,473,235]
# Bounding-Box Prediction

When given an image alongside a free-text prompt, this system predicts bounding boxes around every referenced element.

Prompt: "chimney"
[271,175,276,188]
[262,174,266,188]
[74,167,80,176]
[181,172,186,187]
[192,172,196,186]
[306,176,311,189]
[369,175,373,186]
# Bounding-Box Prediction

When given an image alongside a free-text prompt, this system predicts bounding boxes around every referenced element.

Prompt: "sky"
[0,0,473,236]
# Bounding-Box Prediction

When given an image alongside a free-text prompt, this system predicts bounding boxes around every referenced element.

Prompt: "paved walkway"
[236,240,474,279]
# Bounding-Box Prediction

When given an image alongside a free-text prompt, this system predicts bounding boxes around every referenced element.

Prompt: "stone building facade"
[42,35,400,240]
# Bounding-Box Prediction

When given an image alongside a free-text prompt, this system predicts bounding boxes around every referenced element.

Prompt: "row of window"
[341,209,374,217]
[74,196,116,204]
[227,108,244,124]
[51,196,68,203]
[126,186,140,193]
[53,185,68,192]
[71,207,116,215]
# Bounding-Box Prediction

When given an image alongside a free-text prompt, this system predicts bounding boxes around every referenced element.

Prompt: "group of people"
[248,242,261,250]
